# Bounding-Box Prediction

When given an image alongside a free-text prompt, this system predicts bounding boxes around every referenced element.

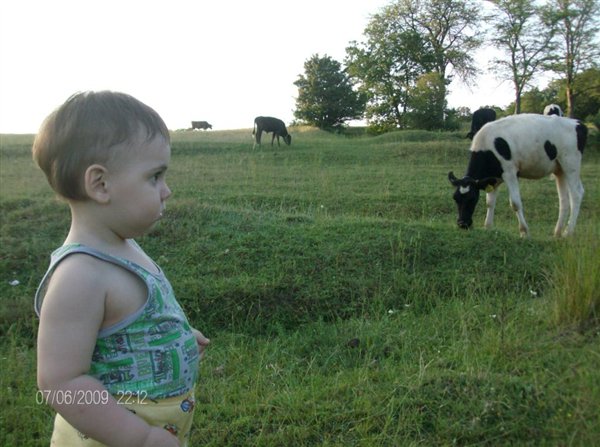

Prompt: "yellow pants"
[50,389,195,446]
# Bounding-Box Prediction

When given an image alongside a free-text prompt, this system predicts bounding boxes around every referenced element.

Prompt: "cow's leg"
[553,173,570,237]
[564,174,584,237]
[483,189,498,229]
[271,133,276,146]
[505,176,529,237]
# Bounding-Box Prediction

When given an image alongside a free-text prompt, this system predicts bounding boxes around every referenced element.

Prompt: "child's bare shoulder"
[43,253,115,312]
[54,252,115,282]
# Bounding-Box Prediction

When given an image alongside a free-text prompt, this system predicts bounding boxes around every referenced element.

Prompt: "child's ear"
[84,164,110,204]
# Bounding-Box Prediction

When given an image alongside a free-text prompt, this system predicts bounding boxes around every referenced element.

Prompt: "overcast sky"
[0,0,516,134]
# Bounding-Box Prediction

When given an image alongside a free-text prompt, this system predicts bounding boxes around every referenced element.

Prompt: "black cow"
[466,108,496,140]
[252,116,291,149]
[449,114,587,237]
[191,121,212,130]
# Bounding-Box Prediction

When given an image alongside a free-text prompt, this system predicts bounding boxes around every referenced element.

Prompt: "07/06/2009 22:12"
[35,389,150,406]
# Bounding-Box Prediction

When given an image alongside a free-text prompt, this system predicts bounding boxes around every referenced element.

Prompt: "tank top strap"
[34,243,146,317]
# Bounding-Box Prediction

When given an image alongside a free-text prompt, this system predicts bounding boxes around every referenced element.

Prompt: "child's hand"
[143,426,180,447]
[192,328,210,359]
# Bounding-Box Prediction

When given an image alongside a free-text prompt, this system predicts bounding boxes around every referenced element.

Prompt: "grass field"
[1,127,599,446]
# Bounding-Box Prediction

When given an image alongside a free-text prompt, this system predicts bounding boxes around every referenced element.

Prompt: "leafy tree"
[455,106,473,120]
[346,0,482,130]
[293,54,366,129]
[543,0,600,117]
[345,14,433,129]
[551,67,600,119]
[393,0,482,127]
[487,0,557,114]
[504,68,599,119]
[403,0,482,83]
[509,86,559,114]
[406,72,448,130]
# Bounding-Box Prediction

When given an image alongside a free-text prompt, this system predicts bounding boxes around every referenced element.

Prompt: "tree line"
[293,0,599,132]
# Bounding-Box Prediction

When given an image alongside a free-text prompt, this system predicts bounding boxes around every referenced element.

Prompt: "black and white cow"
[466,108,497,140]
[191,120,212,130]
[543,104,563,117]
[448,114,587,237]
[252,116,292,149]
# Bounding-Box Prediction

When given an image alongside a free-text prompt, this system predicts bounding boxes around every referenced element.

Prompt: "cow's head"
[283,134,292,145]
[448,172,498,229]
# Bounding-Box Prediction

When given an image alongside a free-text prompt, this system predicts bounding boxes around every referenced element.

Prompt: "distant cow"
[191,121,212,130]
[448,114,587,237]
[543,104,563,117]
[466,108,496,140]
[252,116,291,149]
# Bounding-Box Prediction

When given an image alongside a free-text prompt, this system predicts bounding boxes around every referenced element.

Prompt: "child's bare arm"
[37,255,179,446]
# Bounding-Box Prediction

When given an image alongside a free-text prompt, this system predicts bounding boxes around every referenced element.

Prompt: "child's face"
[106,133,172,238]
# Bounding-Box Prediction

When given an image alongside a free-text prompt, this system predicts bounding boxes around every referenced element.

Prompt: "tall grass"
[1,128,599,446]
[549,223,600,330]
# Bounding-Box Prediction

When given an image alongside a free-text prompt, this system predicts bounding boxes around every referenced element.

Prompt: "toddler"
[33,91,209,446]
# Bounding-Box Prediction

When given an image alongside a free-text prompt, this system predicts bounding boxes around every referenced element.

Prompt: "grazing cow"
[191,120,212,130]
[448,114,587,237]
[466,108,496,140]
[252,116,292,149]
[543,104,563,117]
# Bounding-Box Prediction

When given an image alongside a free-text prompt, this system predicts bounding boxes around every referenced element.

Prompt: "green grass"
[549,224,600,331]
[1,128,599,446]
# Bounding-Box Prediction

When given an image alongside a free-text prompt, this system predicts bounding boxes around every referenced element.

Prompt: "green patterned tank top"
[34,243,200,400]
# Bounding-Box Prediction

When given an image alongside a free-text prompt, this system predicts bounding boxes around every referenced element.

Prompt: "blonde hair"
[32,91,170,200]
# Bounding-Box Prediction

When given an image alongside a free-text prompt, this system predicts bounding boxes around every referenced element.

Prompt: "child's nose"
[162,183,172,200]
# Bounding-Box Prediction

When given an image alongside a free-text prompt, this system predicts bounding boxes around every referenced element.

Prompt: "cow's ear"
[448,171,461,186]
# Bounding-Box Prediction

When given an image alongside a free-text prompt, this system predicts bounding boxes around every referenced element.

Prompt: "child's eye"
[151,171,165,183]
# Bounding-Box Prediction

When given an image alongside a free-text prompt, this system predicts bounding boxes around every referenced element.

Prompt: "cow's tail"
[252,121,256,137]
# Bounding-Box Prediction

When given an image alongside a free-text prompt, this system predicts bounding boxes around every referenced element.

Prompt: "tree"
[293,54,366,129]
[506,68,600,119]
[405,0,482,81]
[406,72,448,130]
[346,0,482,130]
[395,0,482,127]
[551,67,600,119]
[543,0,600,117]
[508,86,559,114]
[345,14,433,129]
[487,0,557,114]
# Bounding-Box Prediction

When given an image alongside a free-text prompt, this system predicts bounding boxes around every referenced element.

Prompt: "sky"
[0,0,516,134]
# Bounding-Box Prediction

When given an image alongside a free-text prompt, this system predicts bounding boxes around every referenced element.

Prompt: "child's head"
[32,91,170,201]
